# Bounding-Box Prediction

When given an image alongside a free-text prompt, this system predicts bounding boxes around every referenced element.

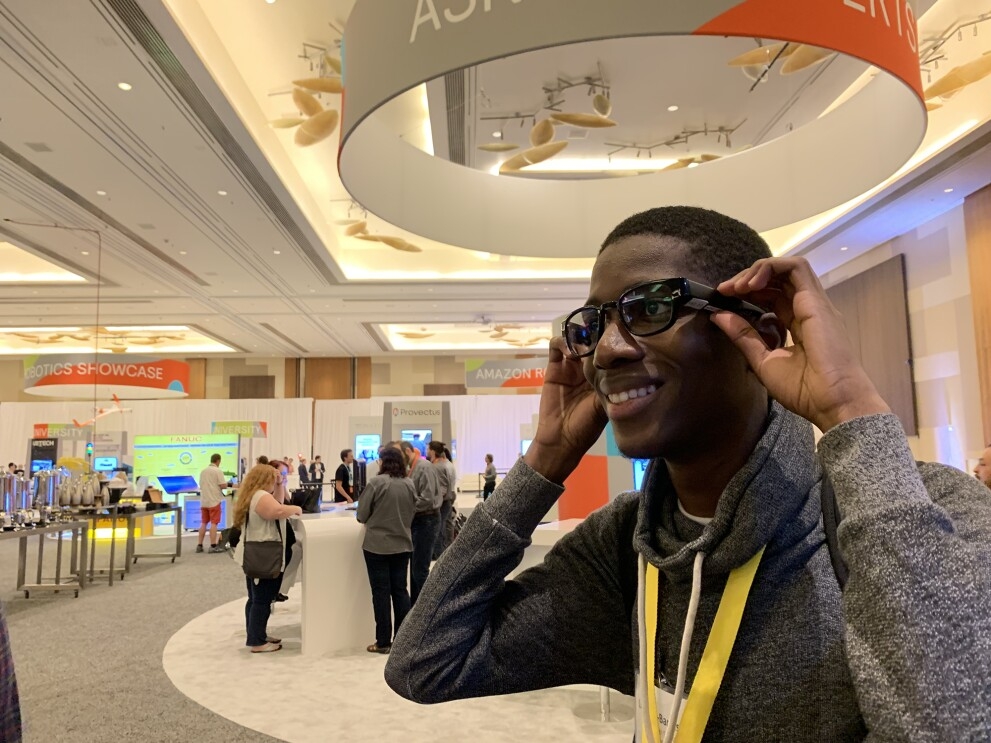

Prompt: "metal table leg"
[35,530,45,585]
[107,509,118,586]
[77,524,87,592]
[16,536,27,591]
[54,529,64,588]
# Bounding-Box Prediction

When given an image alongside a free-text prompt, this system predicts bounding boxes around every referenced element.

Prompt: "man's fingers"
[710,311,772,373]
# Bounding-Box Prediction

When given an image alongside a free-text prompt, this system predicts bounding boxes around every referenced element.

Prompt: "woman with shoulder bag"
[233,464,302,653]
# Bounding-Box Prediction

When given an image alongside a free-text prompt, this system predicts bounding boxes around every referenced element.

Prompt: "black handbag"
[241,511,283,580]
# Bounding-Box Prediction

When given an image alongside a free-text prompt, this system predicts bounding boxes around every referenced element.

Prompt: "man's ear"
[754,312,786,350]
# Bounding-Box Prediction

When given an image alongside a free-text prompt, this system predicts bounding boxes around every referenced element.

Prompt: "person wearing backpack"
[385,206,991,741]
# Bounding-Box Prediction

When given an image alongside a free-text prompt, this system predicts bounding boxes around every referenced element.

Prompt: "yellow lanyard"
[644,546,766,743]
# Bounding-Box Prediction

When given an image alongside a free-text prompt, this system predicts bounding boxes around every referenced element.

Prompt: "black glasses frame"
[561,278,766,358]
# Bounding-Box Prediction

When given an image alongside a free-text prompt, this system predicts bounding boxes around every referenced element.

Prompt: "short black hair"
[378,448,406,478]
[600,206,771,285]
[257,455,269,465]
[210,453,221,464]
[340,449,352,462]
[428,441,445,457]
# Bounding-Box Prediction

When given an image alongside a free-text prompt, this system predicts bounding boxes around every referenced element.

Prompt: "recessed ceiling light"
[217,190,228,196]
[840,246,849,251]
[265,0,276,4]
[81,251,90,256]
[117,82,132,91]
[944,188,954,193]
[667,105,679,112]
[273,250,281,255]
[179,250,187,255]
[96,190,107,196]
[687,162,699,169]
[232,289,239,293]
[492,131,502,139]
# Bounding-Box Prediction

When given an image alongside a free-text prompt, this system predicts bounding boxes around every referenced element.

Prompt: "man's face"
[974,447,991,487]
[581,235,759,461]
[344,451,354,465]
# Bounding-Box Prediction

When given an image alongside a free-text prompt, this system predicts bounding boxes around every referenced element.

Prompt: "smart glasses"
[561,278,765,358]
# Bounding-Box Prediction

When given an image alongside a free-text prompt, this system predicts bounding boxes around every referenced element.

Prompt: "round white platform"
[163,593,634,742]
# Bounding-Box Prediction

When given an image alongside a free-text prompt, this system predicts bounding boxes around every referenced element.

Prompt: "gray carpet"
[1,531,279,743]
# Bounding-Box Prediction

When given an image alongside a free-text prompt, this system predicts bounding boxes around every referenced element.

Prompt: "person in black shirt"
[335,449,356,504]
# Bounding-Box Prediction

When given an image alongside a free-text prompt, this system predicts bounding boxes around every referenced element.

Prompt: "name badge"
[634,673,688,742]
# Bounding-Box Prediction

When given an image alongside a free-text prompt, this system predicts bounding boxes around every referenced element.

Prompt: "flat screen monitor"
[157,475,201,495]
[355,434,381,462]
[94,456,118,472]
[133,434,240,493]
[520,439,533,456]
[401,429,431,456]
[632,459,650,490]
[31,459,53,473]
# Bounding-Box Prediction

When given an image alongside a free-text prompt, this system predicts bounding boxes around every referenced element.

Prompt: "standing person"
[197,453,230,554]
[268,460,301,602]
[482,454,497,501]
[400,440,441,605]
[309,456,325,488]
[298,457,309,483]
[0,603,21,742]
[334,449,356,504]
[356,448,416,654]
[385,206,991,740]
[427,442,457,558]
[974,445,991,489]
[232,464,302,653]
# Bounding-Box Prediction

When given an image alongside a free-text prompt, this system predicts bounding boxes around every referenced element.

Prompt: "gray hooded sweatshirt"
[385,405,991,741]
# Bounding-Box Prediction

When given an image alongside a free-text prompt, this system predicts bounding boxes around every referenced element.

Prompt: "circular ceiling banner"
[339,0,926,258]
[23,355,190,399]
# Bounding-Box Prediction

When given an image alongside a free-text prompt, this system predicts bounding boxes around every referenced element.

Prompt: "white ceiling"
[0,0,987,360]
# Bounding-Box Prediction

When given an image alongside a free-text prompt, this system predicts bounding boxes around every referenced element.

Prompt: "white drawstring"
[662,551,705,743]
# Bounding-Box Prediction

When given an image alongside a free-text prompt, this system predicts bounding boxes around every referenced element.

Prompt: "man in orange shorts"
[197,453,230,553]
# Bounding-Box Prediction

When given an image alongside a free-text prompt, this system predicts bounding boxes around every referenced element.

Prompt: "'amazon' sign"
[465,358,545,388]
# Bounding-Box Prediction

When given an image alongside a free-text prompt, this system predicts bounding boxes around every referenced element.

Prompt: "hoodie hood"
[634,401,819,580]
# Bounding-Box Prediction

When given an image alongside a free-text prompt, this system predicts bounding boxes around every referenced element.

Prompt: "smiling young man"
[384,207,991,741]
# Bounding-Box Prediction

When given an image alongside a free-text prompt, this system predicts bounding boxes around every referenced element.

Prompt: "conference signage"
[211,421,269,438]
[339,0,927,257]
[32,423,92,440]
[465,358,546,388]
[22,354,190,399]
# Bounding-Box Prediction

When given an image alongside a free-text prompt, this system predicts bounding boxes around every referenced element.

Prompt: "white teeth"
[606,384,657,405]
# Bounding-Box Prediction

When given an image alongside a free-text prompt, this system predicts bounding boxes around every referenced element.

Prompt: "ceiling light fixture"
[944,188,954,193]
[117,82,132,91]
[81,251,90,256]
[179,250,187,255]
[96,190,107,196]
[667,105,679,112]
[840,246,849,251]
[687,162,700,169]
[492,131,503,139]
[217,190,228,196]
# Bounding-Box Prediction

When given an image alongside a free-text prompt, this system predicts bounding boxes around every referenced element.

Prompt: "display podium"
[292,508,374,657]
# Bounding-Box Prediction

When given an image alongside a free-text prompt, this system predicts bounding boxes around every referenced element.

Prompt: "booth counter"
[292,509,584,657]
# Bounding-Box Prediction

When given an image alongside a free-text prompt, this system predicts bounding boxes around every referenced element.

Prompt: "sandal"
[250,642,282,653]
[366,643,391,654]
[266,636,282,644]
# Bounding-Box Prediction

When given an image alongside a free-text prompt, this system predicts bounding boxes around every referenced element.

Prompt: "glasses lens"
[620,283,676,335]
[563,308,599,356]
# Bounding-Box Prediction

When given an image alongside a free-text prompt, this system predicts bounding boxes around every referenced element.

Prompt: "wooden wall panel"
[284,358,300,398]
[304,358,352,400]
[186,358,206,399]
[963,183,991,445]
[355,357,372,399]
[826,255,918,435]
[229,375,275,399]
[424,383,467,396]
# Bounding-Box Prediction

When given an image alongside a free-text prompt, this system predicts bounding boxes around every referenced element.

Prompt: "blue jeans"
[410,512,440,605]
[244,576,281,646]
[433,500,453,560]
[363,550,412,647]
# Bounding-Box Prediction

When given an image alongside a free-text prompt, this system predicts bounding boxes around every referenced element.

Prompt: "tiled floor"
[163,593,635,742]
